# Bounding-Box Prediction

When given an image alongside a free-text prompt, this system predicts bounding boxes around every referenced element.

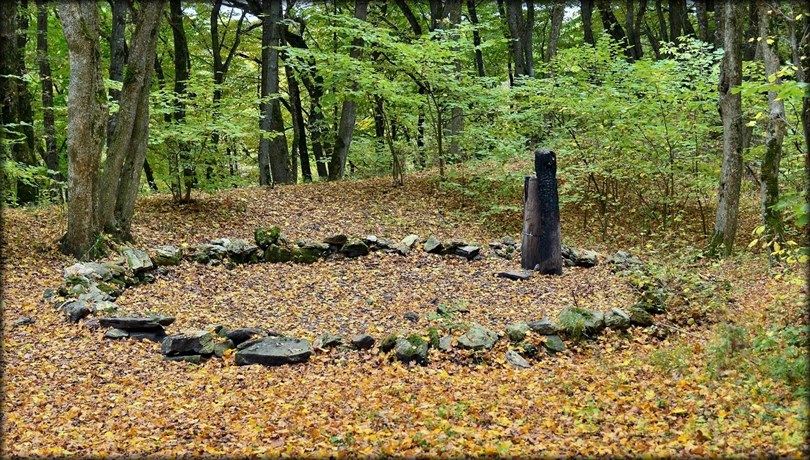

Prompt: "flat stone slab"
[98,315,175,331]
[161,329,213,356]
[234,337,313,366]
[496,270,532,281]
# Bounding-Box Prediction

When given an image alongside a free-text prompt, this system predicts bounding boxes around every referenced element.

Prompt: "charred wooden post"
[521,148,562,275]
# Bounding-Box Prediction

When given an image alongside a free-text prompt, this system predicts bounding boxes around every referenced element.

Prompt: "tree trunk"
[696,0,710,42]
[259,0,290,185]
[521,149,562,275]
[57,1,108,258]
[546,0,565,62]
[107,0,127,147]
[446,0,464,160]
[707,0,744,257]
[757,0,785,257]
[16,0,36,167]
[582,0,595,45]
[328,0,369,181]
[743,0,759,61]
[801,6,810,258]
[597,0,634,60]
[35,0,58,174]
[655,0,669,43]
[285,62,311,182]
[99,0,165,237]
[466,0,485,76]
[505,0,527,78]
[632,0,648,59]
[169,0,194,200]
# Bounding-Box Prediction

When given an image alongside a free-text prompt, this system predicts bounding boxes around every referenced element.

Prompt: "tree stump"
[521,149,562,275]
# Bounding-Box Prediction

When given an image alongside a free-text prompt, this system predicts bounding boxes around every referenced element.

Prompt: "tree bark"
[168,0,194,200]
[107,0,127,147]
[466,0,485,76]
[631,0,648,59]
[582,0,595,45]
[99,0,165,237]
[35,0,58,174]
[446,0,464,160]
[696,0,710,42]
[285,61,311,182]
[521,149,562,275]
[259,0,290,185]
[505,0,528,78]
[757,0,785,256]
[546,0,565,62]
[57,1,108,258]
[707,0,744,257]
[16,0,36,167]
[328,0,369,181]
[743,0,759,61]
[596,0,634,60]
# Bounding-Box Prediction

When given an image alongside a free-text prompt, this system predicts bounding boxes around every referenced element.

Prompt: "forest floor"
[1,172,807,458]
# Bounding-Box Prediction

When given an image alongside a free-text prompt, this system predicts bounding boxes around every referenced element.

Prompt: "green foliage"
[706,323,749,378]
[648,345,693,375]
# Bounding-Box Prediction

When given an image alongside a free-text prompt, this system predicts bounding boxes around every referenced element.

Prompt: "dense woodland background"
[0,0,808,261]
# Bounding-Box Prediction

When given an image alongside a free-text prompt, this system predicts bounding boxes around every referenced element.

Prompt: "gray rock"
[222,239,259,264]
[561,246,598,268]
[423,236,443,254]
[493,247,514,260]
[542,335,565,354]
[236,337,265,350]
[375,237,397,252]
[153,246,182,266]
[226,328,269,346]
[438,335,453,351]
[496,270,532,281]
[314,332,344,349]
[104,328,129,339]
[161,329,214,356]
[92,300,119,315]
[63,300,91,323]
[12,317,35,328]
[403,311,420,323]
[443,238,467,252]
[401,234,420,248]
[350,334,375,350]
[453,245,480,260]
[122,247,154,273]
[506,321,530,342]
[605,307,631,330]
[457,323,499,350]
[363,235,379,248]
[607,251,643,271]
[234,337,313,366]
[501,236,517,247]
[98,314,175,331]
[255,226,282,249]
[213,339,235,358]
[264,244,293,263]
[163,355,203,364]
[189,244,227,264]
[559,307,605,336]
[65,262,112,282]
[519,342,539,358]
[324,234,349,246]
[628,306,654,326]
[78,285,113,304]
[527,318,559,335]
[393,336,429,364]
[340,238,369,258]
[505,350,531,369]
[102,261,127,278]
[379,334,398,352]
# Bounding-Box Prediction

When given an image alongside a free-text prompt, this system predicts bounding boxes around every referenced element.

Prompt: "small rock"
[234,337,313,366]
[226,327,269,346]
[561,246,598,268]
[255,226,282,249]
[438,335,452,351]
[121,247,154,273]
[380,333,398,352]
[224,239,260,264]
[393,336,429,364]
[506,321,530,342]
[92,300,119,315]
[457,323,499,350]
[340,238,369,258]
[104,328,129,339]
[496,270,532,281]
[189,244,227,264]
[519,342,539,358]
[264,244,293,263]
[607,251,643,271]
[363,235,378,246]
[527,318,559,335]
[324,234,348,246]
[403,311,420,323]
[43,288,57,300]
[153,245,182,266]
[82,318,101,330]
[12,317,35,328]
[605,307,631,330]
[163,355,203,364]
[505,350,531,369]
[543,335,565,354]
[453,245,480,260]
[628,306,654,327]
[350,334,375,350]
[501,236,517,247]
[161,329,214,356]
[423,236,443,254]
[98,314,175,331]
[314,332,344,349]
[401,234,420,248]
[443,238,467,252]
[375,237,397,252]
[63,300,91,323]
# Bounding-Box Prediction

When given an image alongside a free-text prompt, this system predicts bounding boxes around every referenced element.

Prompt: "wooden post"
[521,148,562,275]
